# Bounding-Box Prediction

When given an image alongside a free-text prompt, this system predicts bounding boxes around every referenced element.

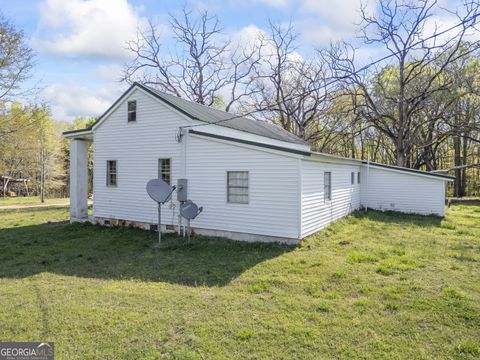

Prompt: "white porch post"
[70,139,88,221]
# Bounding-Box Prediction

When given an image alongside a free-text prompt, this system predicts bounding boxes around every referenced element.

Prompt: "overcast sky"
[0,0,464,122]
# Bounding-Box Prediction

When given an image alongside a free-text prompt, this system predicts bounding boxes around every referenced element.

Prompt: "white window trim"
[324,171,332,203]
[158,158,172,185]
[127,100,137,122]
[226,171,249,204]
[106,160,117,187]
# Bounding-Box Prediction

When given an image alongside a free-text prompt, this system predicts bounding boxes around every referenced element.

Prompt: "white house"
[64,83,454,244]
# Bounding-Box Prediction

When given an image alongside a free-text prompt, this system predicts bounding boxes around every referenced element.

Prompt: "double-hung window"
[159,158,171,185]
[128,100,136,122]
[106,160,117,187]
[227,171,249,204]
[357,172,361,184]
[351,172,355,185]
[324,172,332,202]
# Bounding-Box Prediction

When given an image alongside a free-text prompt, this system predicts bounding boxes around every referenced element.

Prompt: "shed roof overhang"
[309,151,455,181]
[364,161,455,181]
[63,128,94,141]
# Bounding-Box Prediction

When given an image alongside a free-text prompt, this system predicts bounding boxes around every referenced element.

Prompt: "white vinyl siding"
[360,166,446,216]
[93,88,189,225]
[301,160,361,238]
[93,90,300,239]
[187,135,300,239]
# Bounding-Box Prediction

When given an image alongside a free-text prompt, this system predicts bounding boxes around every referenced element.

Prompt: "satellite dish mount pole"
[146,179,176,245]
[158,202,162,243]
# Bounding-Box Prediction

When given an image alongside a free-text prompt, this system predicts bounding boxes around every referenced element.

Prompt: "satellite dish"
[180,200,203,220]
[146,178,177,244]
[146,179,174,204]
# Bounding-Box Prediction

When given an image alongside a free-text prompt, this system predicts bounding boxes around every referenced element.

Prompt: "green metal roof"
[364,161,455,180]
[310,152,455,180]
[142,84,308,145]
[63,82,308,146]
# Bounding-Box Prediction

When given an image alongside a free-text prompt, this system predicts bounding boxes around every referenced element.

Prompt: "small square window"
[158,158,171,185]
[106,160,117,187]
[128,100,136,122]
[227,171,248,204]
[324,172,332,202]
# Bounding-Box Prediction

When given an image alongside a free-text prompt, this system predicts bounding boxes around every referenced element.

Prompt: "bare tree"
[244,22,346,144]
[123,8,262,110]
[323,0,480,167]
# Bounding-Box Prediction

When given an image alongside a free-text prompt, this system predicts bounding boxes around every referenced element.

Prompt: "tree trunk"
[453,135,462,197]
[396,142,406,167]
[360,132,365,160]
[40,148,45,203]
[461,134,468,196]
[351,131,356,159]
[396,56,407,168]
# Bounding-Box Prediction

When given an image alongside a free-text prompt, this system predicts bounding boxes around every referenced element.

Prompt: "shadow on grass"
[447,199,480,206]
[0,222,292,287]
[353,208,442,227]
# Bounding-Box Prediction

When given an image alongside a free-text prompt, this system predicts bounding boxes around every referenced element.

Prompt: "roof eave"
[63,128,94,139]
[189,129,311,156]
[309,151,362,165]
[363,161,455,181]
[310,151,455,181]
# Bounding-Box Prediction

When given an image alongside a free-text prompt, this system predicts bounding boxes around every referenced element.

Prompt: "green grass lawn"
[0,196,67,206]
[0,205,479,359]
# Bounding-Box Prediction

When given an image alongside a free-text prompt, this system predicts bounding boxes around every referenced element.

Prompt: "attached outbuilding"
[64,83,454,244]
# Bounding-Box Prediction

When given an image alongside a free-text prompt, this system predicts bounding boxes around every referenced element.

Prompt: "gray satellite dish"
[179,200,203,242]
[146,179,174,204]
[180,200,203,220]
[146,179,176,244]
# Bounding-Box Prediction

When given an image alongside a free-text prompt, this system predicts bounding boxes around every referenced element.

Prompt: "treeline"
[124,0,480,196]
[1,0,479,199]
[0,107,94,198]
[0,13,94,200]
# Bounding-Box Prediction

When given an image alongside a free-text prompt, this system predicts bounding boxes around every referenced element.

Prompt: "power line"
[178,8,480,132]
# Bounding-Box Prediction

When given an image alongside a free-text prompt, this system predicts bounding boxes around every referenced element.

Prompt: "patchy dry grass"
[0,205,479,359]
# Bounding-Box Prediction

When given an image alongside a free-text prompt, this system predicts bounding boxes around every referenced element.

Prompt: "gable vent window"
[128,100,137,122]
[159,158,171,185]
[324,172,332,202]
[227,171,249,204]
[351,172,355,185]
[106,160,117,187]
